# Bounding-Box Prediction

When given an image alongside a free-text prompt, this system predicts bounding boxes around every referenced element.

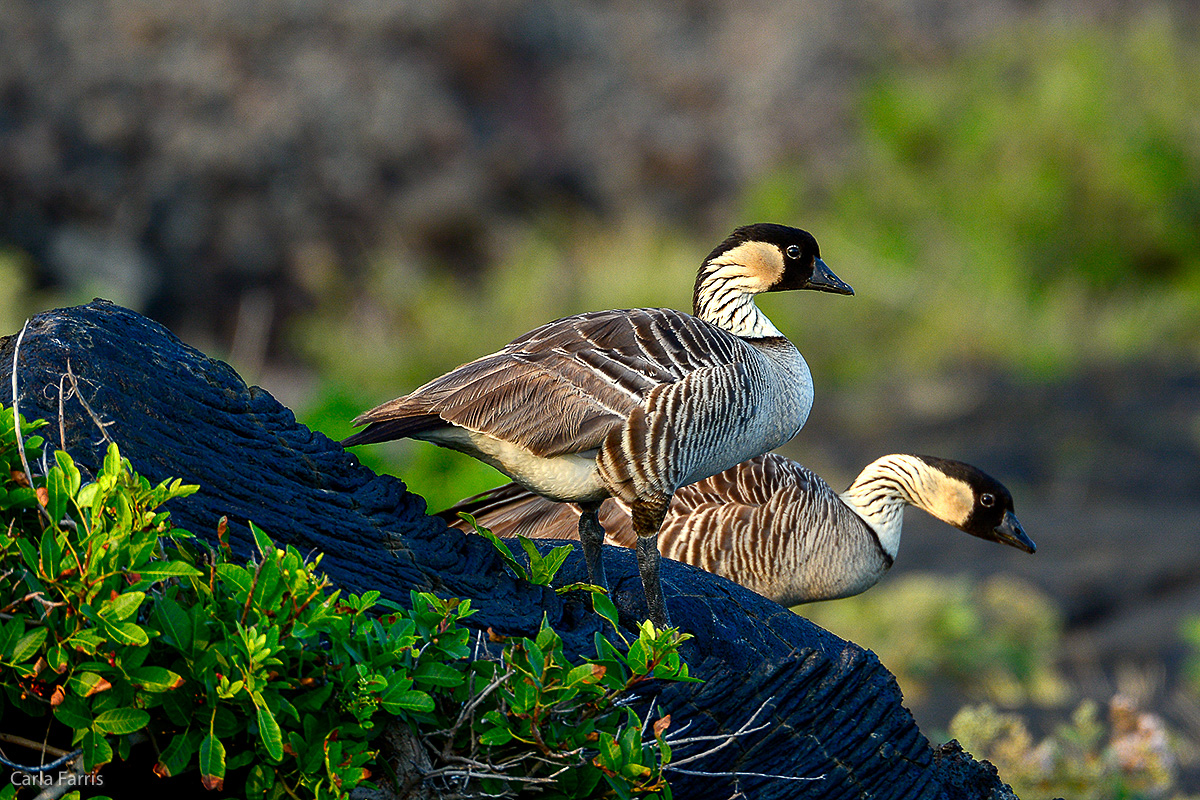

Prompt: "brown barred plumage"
[343,223,854,626]
[441,453,1036,607]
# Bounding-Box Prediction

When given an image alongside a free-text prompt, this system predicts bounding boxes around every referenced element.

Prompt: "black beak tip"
[996,511,1036,554]
[809,258,854,296]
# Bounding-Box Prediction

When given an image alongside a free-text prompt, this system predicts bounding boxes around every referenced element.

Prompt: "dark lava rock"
[0,300,1016,799]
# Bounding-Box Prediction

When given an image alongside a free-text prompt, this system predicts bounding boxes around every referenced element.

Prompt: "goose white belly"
[420,427,607,502]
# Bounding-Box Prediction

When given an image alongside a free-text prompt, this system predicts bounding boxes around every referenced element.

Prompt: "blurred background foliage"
[2,1,1199,795]
[807,576,1200,800]
[296,8,1200,507]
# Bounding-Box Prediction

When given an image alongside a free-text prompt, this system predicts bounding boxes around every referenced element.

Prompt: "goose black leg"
[577,501,607,590]
[631,494,671,628]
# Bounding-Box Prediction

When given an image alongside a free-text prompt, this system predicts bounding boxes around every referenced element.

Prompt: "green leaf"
[252,692,284,762]
[104,621,149,647]
[215,563,253,598]
[463,513,529,581]
[565,663,603,687]
[137,561,203,581]
[75,482,100,509]
[156,732,194,778]
[479,727,514,746]
[199,734,226,791]
[53,695,93,730]
[102,442,122,478]
[68,672,112,698]
[15,537,38,573]
[81,729,113,772]
[45,463,71,523]
[130,666,184,692]
[39,529,61,581]
[598,732,622,769]
[592,592,622,633]
[54,449,82,497]
[246,764,276,800]
[93,708,150,735]
[413,661,465,688]
[0,486,37,511]
[47,644,69,673]
[64,629,104,655]
[512,678,537,714]
[250,521,275,559]
[100,591,145,621]
[163,687,193,727]
[536,543,574,584]
[154,596,194,652]
[380,687,435,714]
[9,626,47,664]
[627,640,649,674]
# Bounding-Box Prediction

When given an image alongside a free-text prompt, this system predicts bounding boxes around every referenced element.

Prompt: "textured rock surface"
[0,301,1014,799]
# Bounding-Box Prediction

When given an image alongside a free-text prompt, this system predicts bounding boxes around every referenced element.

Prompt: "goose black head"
[696,223,854,303]
[915,456,1037,554]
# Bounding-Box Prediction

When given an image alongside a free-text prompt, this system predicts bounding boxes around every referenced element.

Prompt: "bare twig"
[0,591,69,617]
[11,320,54,528]
[0,732,75,760]
[664,698,773,767]
[665,767,823,781]
[54,359,115,447]
[654,697,823,785]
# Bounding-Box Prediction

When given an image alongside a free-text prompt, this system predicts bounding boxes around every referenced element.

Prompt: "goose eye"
[980,493,996,508]
[785,244,801,260]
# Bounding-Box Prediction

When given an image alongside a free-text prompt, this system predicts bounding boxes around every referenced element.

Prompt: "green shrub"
[0,405,694,799]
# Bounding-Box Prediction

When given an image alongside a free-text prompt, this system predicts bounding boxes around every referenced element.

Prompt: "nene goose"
[440,452,1036,606]
[343,224,853,626]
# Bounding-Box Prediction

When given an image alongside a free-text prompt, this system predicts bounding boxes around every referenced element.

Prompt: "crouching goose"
[439,452,1036,607]
[343,224,853,626]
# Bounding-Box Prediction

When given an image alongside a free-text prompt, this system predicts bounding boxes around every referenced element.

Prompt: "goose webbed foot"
[577,501,607,591]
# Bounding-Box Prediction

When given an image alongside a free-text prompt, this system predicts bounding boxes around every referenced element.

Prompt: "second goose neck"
[692,269,785,339]
[839,454,937,559]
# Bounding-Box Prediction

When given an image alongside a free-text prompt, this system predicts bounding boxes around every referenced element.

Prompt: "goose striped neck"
[692,223,852,339]
[693,241,788,339]
[839,454,973,560]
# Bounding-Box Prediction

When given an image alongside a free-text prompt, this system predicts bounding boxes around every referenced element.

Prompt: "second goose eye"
[980,493,996,507]
[785,244,801,260]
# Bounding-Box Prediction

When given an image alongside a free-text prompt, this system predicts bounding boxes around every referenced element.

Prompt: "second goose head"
[911,456,1036,553]
[693,223,853,338]
[843,454,1037,559]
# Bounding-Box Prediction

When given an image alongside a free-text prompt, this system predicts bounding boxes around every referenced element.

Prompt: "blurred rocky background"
[2,1,1199,796]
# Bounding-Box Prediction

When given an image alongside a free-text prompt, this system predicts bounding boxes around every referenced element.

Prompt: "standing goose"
[440,452,1036,606]
[343,224,853,626]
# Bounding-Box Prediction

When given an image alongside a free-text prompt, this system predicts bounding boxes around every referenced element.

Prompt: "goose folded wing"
[352,308,756,458]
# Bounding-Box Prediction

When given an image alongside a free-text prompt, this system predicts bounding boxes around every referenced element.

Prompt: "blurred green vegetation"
[808,581,1200,799]
[801,574,1070,709]
[297,12,1200,508]
[744,9,1200,380]
[950,700,1188,800]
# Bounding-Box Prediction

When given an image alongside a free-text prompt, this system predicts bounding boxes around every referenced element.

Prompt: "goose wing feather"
[349,307,758,457]
[442,452,888,605]
[436,482,584,539]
